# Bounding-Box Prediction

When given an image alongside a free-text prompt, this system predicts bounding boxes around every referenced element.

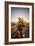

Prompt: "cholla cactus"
[11,17,29,38]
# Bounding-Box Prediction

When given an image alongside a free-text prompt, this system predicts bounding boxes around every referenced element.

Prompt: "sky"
[11,7,29,22]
